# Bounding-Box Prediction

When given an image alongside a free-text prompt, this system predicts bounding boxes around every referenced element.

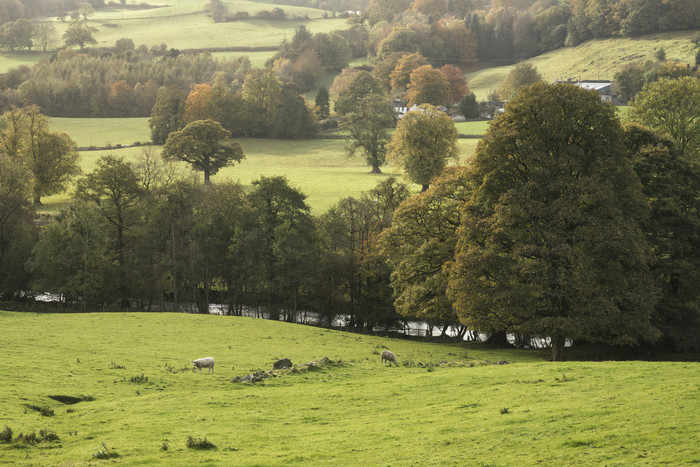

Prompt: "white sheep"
[192,357,215,374]
[381,350,397,365]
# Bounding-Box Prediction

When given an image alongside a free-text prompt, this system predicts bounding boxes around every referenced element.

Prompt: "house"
[575,80,614,102]
[555,78,614,102]
[393,99,408,119]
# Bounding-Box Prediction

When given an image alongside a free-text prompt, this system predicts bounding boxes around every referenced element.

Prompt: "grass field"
[47,0,349,50]
[0,310,697,465]
[0,52,49,73]
[41,118,481,214]
[466,29,700,100]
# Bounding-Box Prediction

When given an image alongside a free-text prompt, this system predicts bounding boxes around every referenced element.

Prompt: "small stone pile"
[231,357,342,384]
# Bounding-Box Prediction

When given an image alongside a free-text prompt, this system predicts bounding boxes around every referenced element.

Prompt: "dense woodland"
[1,77,699,359]
[0,0,698,359]
[0,0,698,119]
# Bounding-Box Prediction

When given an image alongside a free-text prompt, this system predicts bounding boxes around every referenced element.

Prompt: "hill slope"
[467,29,699,100]
[0,311,697,465]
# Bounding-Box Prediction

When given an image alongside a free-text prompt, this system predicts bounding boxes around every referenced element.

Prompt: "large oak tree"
[162,119,244,185]
[448,82,659,360]
[387,104,458,192]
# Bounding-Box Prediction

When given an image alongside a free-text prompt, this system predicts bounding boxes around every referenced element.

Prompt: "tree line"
[1,77,698,360]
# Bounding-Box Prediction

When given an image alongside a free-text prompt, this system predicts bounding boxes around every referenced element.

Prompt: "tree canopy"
[162,119,244,184]
[448,82,659,360]
[631,76,700,157]
[387,104,459,191]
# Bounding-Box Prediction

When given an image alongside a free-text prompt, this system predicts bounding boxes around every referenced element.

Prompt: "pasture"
[48,0,348,50]
[0,52,49,73]
[42,118,481,214]
[466,29,699,100]
[0,310,698,465]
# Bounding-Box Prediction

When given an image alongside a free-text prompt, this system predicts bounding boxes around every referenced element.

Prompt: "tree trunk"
[483,330,509,346]
[551,335,566,361]
[370,164,382,174]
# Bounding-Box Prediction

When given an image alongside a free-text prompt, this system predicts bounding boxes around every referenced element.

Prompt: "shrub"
[128,374,148,384]
[186,436,216,450]
[92,442,120,459]
[15,432,39,444]
[39,429,60,442]
[0,426,12,443]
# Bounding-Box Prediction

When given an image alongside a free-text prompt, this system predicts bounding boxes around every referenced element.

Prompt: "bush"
[92,442,120,459]
[128,374,148,384]
[0,426,12,443]
[186,436,216,450]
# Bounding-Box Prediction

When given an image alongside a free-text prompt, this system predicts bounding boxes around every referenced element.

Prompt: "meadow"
[0,310,697,465]
[42,117,483,214]
[49,0,349,50]
[466,30,699,100]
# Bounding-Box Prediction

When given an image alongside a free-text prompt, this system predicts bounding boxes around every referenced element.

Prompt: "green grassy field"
[0,52,49,73]
[47,0,348,50]
[466,30,699,100]
[0,310,697,465]
[40,118,480,214]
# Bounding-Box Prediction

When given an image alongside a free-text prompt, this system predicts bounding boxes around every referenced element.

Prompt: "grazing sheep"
[381,350,397,365]
[192,357,215,374]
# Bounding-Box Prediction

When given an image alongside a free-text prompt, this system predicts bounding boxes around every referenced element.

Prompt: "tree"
[448,83,659,361]
[34,21,57,52]
[149,85,187,145]
[2,19,33,51]
[162,119,244,184]
[183,83,215,123]
[241,69,283,136]
[389,52,429,94]
[440,64,469,105]
[272,84,316,139]
[387,104,459,191]
[315,86,330,120]
[495,62,542,101]
[458,93,480,119]
[63,19,97,50]
[248,176,318,321]
[0,153,35,299]
[631,76,700,156]
[0,106,80,205]
[339,94,395,173]
[206,0,228,22]
[75,156,144,307]
[624,123,700,351]
[381,167,471,338]
[334,70,385,116]
[406,65,450,107]
[22,107,81,204]
[29,201,114,309]
[614,64,645,103]
[78,2,95,20]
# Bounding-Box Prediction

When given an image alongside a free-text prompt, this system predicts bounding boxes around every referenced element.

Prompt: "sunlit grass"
[0,52,49,73]
[0,310,697,465]
[39,118,479,214]
[466,30,699,100]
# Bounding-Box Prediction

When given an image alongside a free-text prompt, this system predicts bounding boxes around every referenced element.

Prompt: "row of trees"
[149,69,317,143]
[0,0,105,24]
[360,0,699,62]
[1,76,697,360]
[0,46,251,117]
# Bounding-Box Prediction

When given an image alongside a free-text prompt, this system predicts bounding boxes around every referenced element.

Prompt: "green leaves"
[162,119,244,184]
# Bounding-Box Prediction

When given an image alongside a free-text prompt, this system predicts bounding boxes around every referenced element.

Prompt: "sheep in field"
[381,350,397,365]
[192,357,215,373]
